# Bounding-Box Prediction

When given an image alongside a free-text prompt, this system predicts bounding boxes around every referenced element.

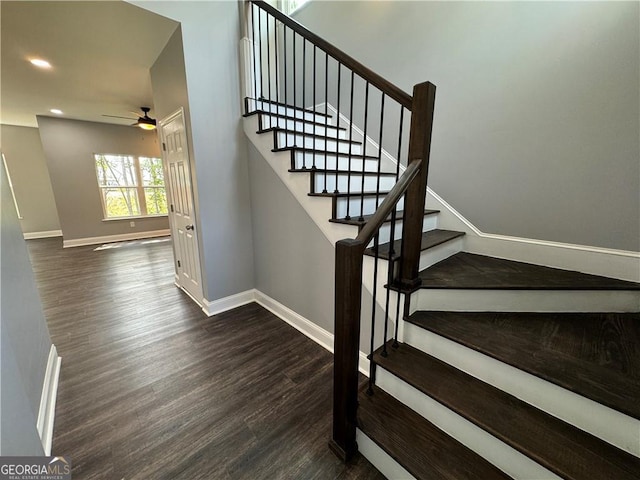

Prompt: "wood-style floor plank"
[27,237,383,480]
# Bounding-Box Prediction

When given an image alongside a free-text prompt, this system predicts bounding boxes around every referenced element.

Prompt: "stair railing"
[245,0,436,462]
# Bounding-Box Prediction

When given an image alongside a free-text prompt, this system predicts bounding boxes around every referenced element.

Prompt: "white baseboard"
[254,290,370,376]
[427,189,640,282]
[202,289,256,317]
[62,229,171,248]
[37,345,61,456]
[202,287,369,376]
[24,230,62,240]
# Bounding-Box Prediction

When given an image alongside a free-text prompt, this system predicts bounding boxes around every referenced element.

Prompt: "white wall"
[130,1,255,302]
[294,1,640,252]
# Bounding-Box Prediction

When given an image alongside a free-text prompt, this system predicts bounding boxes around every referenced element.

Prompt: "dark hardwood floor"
[27,237,383,480]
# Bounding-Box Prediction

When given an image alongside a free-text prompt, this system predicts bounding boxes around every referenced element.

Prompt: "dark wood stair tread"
[373,342,640,479]
[277,146,378,157]
[309,190,391,198]
[272,128,363,145]
[329,209,439,228]
[289,168,397,177]
[419,252,640,290]
[365,229,465,260]
[254,111,346,130]
[243,96,332,118]
[406,311,640,419]
[358,385,512,480]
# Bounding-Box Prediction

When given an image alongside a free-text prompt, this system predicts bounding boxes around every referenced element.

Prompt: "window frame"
[94,153,168,221]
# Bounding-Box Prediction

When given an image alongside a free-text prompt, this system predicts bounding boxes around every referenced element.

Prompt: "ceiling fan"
[102,107,157,130]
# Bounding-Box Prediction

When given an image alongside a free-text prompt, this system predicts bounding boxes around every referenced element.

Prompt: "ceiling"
[1,1,179,128]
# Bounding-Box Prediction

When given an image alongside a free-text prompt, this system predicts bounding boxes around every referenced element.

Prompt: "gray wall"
[248,143,334,333]
[248,143,390,352]
[36,116,168,243]
[1,161,51,455]
[131,1,255,302]
[0,124,61,234]
[294,1,640,251]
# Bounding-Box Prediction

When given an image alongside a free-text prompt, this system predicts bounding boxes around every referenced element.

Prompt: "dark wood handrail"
[356,159,421,246]
[250,0,412,109]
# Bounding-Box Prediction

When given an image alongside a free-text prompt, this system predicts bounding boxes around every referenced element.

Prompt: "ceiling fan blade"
[102,114,137,120]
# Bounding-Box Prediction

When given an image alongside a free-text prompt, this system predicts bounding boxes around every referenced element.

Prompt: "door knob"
[185,224,194,231]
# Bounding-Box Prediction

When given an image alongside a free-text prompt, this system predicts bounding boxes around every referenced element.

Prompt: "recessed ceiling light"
[29,58,52,69]
[50,109,63,115]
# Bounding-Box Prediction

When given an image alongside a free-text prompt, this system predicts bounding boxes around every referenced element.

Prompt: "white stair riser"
[412,289,640,313]
[356,429,416,480]
[366,215,439,248]
[402,321,640,457]
[312,173,396,194]
[259,114,346,138]
[247,98,328,123]
[335,195,403,219]
[292,152,379,171]
[275,132,362,154]
[418,236,465,271]
[376,368,560,480]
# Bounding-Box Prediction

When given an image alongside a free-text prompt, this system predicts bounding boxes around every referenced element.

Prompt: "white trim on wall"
[24,230,63,240]
[201,289,256,317]
[62,229,171,248]
[37,345,61,456]
[427,189,640,282]
[201,289,369,376]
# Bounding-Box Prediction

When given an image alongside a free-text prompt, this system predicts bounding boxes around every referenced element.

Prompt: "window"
[94,154,168,219]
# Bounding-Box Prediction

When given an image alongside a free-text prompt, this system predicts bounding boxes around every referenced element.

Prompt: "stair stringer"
[244,115,402,348]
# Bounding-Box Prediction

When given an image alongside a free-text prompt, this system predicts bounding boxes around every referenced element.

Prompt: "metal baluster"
[293,30,297,122]
[266,14,272,104]
[314,46,322,182]
[359,82,370,222]
[283,27,294,166]
[274,16,279,106]
[334,62,342,194]
[375,94,385,209]
[345,71,355,220]
[251,5,258,113]
[258,7,263,109]
[324,52,328,178]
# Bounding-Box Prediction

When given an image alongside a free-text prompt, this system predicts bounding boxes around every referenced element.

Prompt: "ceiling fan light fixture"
[136,118,156,130]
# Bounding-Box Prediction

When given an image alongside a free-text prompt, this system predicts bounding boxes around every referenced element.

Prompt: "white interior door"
[159,108,204,305]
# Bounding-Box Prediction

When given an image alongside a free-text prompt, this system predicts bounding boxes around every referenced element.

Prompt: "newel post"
[330,238,364,462]
[399,81,437,289]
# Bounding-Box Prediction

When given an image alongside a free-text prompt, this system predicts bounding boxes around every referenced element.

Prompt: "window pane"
[103,188,140,218]
[139,157,165,187]
[144,187,168,215]
[95,154,137,187]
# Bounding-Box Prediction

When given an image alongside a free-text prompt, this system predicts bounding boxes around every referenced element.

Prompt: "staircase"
[243,2,640,479]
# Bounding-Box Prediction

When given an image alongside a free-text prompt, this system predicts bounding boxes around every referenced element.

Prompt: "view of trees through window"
[95,154,168,219]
